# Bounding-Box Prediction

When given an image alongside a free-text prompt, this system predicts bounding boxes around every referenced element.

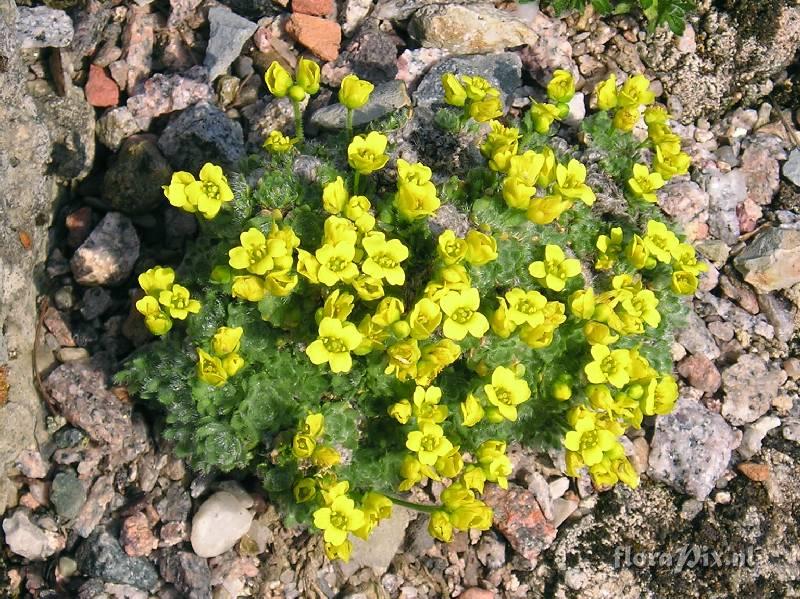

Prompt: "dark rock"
[156,483,192,522]
[80,287,113,321]
[340,22,398,82]
[159,549,213,599]
[157,101,246,173]
[102,135,172,215]
[76,530,159,591]
[50,470,87,520]
[66,206,94,249]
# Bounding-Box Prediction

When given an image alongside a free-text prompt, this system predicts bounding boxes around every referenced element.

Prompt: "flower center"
[328,257,348,272]
[451,307,473,324]
[330,512,347,530]
[250,245,269,262]
[494,387,512,406]
[203,182,220,200]
[322,337,346,353]
[375,254,397,269]
[421,435,438,451]
[580,430,598,450]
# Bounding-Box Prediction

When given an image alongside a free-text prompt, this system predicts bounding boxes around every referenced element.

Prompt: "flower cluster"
[135,266,200,335]
[163,163,234,220]
[441,73,504,123]
[197,326,245,387]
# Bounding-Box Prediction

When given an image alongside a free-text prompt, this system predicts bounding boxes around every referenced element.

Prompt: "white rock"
[551,497,578,528]
[190,491,253,558]
[738,416,781,460]
[340,507,413,577]
[3,510,64,560]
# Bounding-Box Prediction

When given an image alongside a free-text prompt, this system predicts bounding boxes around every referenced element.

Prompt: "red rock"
[121,512,159,557]
[292,0,334,16]
[286,13,341,62]
[65,206,93,248]
[43,307,76,347]
[483,483,556,566]
[737,462,770,482]
[677,354,722,394]
[459,589,495,599]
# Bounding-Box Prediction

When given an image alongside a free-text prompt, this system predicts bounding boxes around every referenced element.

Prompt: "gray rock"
[159,550,212,599]
[76,530,159,591]
[695,239,730,267]
[80,287,113,321]
[102,135,172,215]
[782,147,800,187]
[50,470,87,520]
[127,68,214,123]
[2,509,65,560]
[757,292,797,342]
[156,484,192,523]
[676,311,720,360]
[341,507,413,578]
[721,354,787,426]
[738,415,782,460]
[343,0,373,34]
[205,7,257,82]
[70,212,140,286]
[408,3,536,53]
[16,6,73,48]
[413,52,522,110]
[190,491,253,558]
[97,107,145,151]
[733,226,800,292]
[648,395,739,499]
[703,169,746,244]
[311,80,411,130]
[158,102,245,173]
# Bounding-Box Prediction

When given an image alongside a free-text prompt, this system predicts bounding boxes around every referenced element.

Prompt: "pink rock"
[121,512,159,557]
[286,13,341,62]
[740,143,780,206]
[459,589,495,599]
[737,198,762,234]
[678,354,722,394]
[122,7,157,93]
[16,450,48,479]
[292,0,334,16]
[43,307,75,348]
[127,68,213,121]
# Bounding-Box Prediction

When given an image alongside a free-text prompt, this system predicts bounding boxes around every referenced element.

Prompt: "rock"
[703,169,746,244]
[648,395,739,500]
[458,589,494,599]
[50,470,87,520]
[342,0,373,34]
[677,354,721,394]
[122,6,156,93]
[518,11,575,80]
[734,226,800,292]
[396,47,450,88]
[721,354,787,426]
[160,521,189,547]
[42,362,134,450]
[241,97,298,147]
[286,13,341,61]
[156,483,192,522]
[102,136,172,215]
[336,23,399,83]
[16,449,48,479]
[120,512,159,557]
[483,483,557,566]
[551,497,579,528]
[57,347,91,363]
[66,206,94,249]
[43,306,76,347]
[657,180,709,240]
[413,52,522,110]
[127,68,214,123]
[676,311,720,360]
[85,64,120,108]
[695,239,731,267]
[190,491,253,558]
[738,415,782,460]
[160,550,212,598]
[76,530,159,591]
[311,80,410,130]
[293,0,334,16]
[2,510,65,560]
[205,7,258,82]
[70,212,140,286]
[757,292,797,342]
[341,507,413,577]
[783,148,800,186]
[783,419,800,442]
[408,3,536,53]
[741,142,780,206]
[157,102,246,173]
[16,6,73,48]
[737,462,770,482]
[80,287,113,320]
[97,107,143,151]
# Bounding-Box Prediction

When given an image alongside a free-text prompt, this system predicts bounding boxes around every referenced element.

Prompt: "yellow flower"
[464,230,498,266]
[526,194,572,225]
[352,274,384,301]
[163,172,197,213]
[348,132,389,175]
[627,163,665,203]
[437,230,467,265]
[504,288,547,327]
[394,159,440,220]
[319,479,350,506]
[353,492,393,540]
[554,159,595,206]
[489,297,516,338]
[316,241,359,286]
[429,511,454,542]
[344,194,370,222]
[415,339,461,387]
[138,266,175,296]
[441,73,467,107]
[197,348,228,387]
[502,176,536,211]
[469,96,503,122]
[612,106,639,132]
[625,234,653,270]
[398,455,439,491]
[339,74,374,110]
[528,245,582,292]
[594,73,618,110]
[569,288,595,320]
[306,317,363,373]
[323,215,358,247]
[322,177,349,215]
[462,465,487,493]
[388,399,412,424]
[547,69,575,104]
[231,275,267,302]
[483,366,531,421]
[619,74,655,107]
[440,288,489,341]
[584,345,631,388]
[529,101,561,134]
[595,227,624,270]
[312,446,341,469]
[642,220,680,263]
[313,496,366,546]
[184,163,235,219]
[158,284,200,319]
[319,290,355,323]
[551,373,573,400]
[644,105,670,125]
[295,57,320,95]
[135,295,172,336]
[302,413,325,438]
[229,228,287,275]
[671,270,699,295]
[293,478,317,503]
[263,130,295,153]
[221,354,243,378]
[435,446,463,478]
[412,385,448,424]
[461,75,498,101]
[265,270,297,297]
[442,484,493,531]
[671,243,708,276]
[211,326,243,357]
[476,440,512,489]
[583,321,619,345]
[641,374,678,415]
[406,422,453,466]
[372,296,404,328]
[563,412,618,467]
[408,298,442,340]
[481,121,520,172]
[292,433,316,459]
[361,232,409,286]
[384,338,421,381]
[265,61,293,97]
[653,146,691,180]
[460,393,484,427]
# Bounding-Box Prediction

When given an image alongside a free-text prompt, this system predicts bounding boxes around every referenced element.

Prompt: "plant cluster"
[532,0,694,35]
[117,63,704,561]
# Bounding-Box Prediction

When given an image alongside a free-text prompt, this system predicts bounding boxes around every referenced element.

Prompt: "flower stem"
[353,171,361,195]
[346,108,354,141]
[385,495,440,514]
[292,99,304,141]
